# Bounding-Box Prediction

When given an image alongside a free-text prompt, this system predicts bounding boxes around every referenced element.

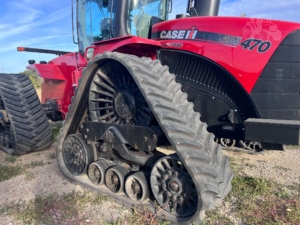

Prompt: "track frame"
[57,52,233,224]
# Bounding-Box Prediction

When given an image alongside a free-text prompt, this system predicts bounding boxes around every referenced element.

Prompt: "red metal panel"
[92,35,162,59]
[29,53,81,117]
[152,16,300,93]
[33,64,66,80]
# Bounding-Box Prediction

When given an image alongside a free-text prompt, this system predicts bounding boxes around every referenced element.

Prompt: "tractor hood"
[151,16,300,93]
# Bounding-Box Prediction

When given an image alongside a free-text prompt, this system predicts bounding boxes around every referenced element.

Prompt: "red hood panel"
[152,16,300,93]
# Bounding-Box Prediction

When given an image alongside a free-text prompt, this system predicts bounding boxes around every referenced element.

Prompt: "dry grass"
[35,88,41,101]
[0,164,23,182]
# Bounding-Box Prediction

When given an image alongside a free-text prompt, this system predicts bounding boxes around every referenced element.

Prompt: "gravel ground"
[0,143,300,224]
[223,147,300,185]
[0,144,82,205]
[0,143,131,225]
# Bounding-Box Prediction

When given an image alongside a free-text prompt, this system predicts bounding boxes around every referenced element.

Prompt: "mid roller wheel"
[105,165,129,193]
[220,138,236,148]
[125,171,149,202]
[88,159,112,185]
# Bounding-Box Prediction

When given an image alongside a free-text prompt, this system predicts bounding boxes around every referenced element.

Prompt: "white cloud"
[20,0,65,8]
[220,0,300,22]
[0,35,71,53]
[10,1,45,24]
[0,24,11,30]
[0,6,71,41]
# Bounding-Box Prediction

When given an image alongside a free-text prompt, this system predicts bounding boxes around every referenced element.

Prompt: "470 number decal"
[240,38,271,53]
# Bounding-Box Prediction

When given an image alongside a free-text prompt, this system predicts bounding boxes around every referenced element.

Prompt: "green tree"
[21,69,42,88]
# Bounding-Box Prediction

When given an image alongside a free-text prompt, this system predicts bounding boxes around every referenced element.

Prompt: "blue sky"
[0,0,300,73]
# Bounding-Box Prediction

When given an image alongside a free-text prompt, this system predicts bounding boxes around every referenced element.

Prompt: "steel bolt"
[147,146,151,151]
[163,175,168,180]
[162,184,167,189]
[86,128,90,132]
[152,134,157,140]
[173,171,178,176]
[144,137,147,141]
[80,125,83,129]
[84,135,87,139]
[172,196,177,201]
[178,196,184,202]
[167,171,172,176]
[167,192,172,197]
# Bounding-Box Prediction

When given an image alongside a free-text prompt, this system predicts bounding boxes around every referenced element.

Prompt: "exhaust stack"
[188,0,221,16]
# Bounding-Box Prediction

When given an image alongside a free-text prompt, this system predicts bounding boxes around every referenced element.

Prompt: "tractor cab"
[76,0,169,53]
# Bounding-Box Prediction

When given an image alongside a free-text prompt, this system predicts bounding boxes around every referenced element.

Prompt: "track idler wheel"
[88,159,112,185]
[151,156,197,217]
[125,172,149,202]
[105,165,129,193]
[62,134,94,175]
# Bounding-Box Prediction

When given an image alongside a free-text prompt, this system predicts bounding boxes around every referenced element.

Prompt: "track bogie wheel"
[62,134,94,175]
[88,159,112,185]
[105,165,129,193]
[125,171,149,202]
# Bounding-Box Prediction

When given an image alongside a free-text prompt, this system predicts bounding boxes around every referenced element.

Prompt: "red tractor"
[1,0,300,223]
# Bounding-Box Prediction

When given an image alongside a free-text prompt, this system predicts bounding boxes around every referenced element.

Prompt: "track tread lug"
[0,73,52,154]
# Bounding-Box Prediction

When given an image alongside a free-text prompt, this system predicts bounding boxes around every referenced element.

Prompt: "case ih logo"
[152,27,242,47]
[160,27,198,40]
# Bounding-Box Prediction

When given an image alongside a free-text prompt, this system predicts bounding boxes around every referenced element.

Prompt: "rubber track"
[0,74,52,154]
[56,52,233,224]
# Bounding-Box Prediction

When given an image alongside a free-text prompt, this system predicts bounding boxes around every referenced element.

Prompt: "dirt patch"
[224,147,300,185]
[0,143,83,205]
[0,143,133,225]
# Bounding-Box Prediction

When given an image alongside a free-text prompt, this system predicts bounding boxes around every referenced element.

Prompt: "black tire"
[0,73,52,154]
